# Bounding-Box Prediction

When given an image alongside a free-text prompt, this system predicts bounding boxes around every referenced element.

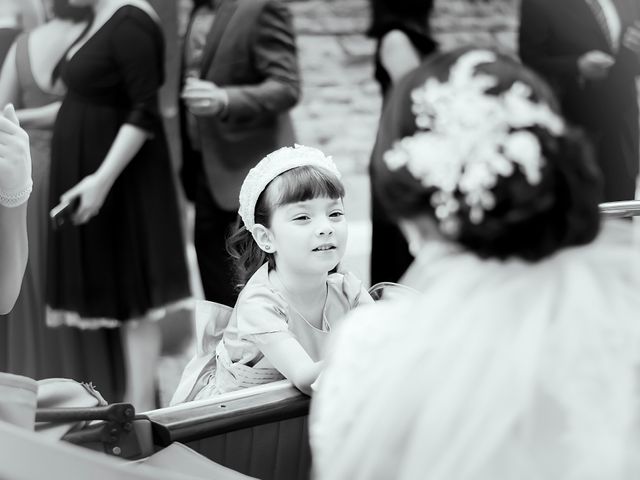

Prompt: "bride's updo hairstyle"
[373,47,602,261]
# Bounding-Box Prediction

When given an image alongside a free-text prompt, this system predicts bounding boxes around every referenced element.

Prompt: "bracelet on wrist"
[0,180,33,208]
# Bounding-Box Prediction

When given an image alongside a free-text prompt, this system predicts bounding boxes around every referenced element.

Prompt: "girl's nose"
[317,218,334,236]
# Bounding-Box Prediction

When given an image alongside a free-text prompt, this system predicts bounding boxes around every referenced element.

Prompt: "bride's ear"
[251,224,276,253]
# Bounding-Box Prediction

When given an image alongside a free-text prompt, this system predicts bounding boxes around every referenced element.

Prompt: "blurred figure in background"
[47,0,191,411]
[367,0,437,285]
[519,0,640,201]
[0,104,31,314]
[0,0,97,382]
[179,0,299,307]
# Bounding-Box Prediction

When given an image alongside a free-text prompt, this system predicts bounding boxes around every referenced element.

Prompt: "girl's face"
[267,196,348,276]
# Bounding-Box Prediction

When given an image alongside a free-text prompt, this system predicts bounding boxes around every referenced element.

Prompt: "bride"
[310,48,640,480]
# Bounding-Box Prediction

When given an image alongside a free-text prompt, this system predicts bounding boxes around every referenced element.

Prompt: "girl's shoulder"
[233,268,291,336]
[236,263,289,319]
[327,270,371,308]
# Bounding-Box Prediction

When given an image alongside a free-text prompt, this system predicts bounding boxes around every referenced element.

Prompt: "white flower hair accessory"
[238,144,342,230]
[383,50,565,235]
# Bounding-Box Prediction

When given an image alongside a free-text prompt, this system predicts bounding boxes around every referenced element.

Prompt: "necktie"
[584,0,615,50]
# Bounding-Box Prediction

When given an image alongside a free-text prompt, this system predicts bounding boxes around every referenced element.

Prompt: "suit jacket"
[519,0,640,130]
[180,0,299,210]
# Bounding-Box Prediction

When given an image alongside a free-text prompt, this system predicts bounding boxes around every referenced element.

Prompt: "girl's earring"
[264,244,272,253]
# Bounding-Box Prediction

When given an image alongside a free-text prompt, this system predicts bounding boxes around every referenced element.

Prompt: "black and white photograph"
[0,0,640,478]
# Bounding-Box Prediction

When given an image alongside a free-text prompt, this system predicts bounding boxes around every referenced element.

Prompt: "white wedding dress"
[310,220,640,480]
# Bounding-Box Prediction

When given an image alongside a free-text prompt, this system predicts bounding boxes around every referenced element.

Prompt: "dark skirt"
[47,97,191,325]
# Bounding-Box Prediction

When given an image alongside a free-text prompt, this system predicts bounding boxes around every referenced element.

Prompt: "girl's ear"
[251,224,276,253]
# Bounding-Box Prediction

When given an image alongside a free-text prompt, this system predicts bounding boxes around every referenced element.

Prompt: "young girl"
[171,144,373,404]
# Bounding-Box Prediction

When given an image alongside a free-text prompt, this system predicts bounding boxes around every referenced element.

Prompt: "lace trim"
[0,179,33,208]
[46,297,194,329]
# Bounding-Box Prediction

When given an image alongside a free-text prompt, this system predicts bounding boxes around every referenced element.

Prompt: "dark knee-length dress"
[48,5,190,330]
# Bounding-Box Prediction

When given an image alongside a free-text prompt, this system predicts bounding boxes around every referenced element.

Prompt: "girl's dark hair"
[226,165,346,289]
[372,47,602,262]
[52,0,93,22]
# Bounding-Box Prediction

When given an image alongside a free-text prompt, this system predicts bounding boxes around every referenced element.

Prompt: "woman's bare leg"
[121,320,161,412]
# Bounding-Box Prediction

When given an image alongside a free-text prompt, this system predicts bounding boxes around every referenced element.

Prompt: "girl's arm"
[17,102,62,129]
[380,29,422,84]
[260,337,323,396]
[60,124,148,224]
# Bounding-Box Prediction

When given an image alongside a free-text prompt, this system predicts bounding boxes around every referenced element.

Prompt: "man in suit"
[180,0,299,306]
[519,0,640,202]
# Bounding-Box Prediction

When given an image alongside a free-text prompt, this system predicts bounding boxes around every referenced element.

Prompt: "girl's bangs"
[270,166,345,208]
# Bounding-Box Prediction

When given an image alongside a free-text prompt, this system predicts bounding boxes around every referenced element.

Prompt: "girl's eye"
[330,211,344,218]
[292,215,310,222]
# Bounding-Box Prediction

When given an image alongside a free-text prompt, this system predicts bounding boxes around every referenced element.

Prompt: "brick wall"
[288,0,519,175]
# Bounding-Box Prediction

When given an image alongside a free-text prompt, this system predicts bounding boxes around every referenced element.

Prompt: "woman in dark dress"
[48,0,190,411]
[367,0,437,285]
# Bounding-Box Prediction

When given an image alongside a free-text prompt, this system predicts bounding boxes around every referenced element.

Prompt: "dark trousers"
[591,121,639,202]
[194,176,240,307]
[369,192,414,286]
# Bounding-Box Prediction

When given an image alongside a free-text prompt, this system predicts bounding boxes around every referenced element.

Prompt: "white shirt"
[594,0,622,50]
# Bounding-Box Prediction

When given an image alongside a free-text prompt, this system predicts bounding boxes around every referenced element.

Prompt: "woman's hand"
[622,22,640,57]
[60,173,112,225]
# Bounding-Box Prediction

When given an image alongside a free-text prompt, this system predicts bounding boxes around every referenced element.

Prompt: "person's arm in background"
[379,29,421,84]
[621,20,640,74]
[17,102,61,129]
[0,42,62,129]
[223,0,299,121]
[0,104,31,314]
[0,43,20,109]
[183,0,300,122]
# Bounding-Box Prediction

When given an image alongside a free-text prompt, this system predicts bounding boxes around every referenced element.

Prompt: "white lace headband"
[238,144,342,230]
[383,50,565,235]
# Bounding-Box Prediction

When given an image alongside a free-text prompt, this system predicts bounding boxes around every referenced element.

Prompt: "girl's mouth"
[313,244,336,252]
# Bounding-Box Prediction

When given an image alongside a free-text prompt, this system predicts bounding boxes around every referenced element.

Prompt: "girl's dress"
[311,221,640,480]
[0,33,124,397]
[47,5,190,329]
[171,263,372,404]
